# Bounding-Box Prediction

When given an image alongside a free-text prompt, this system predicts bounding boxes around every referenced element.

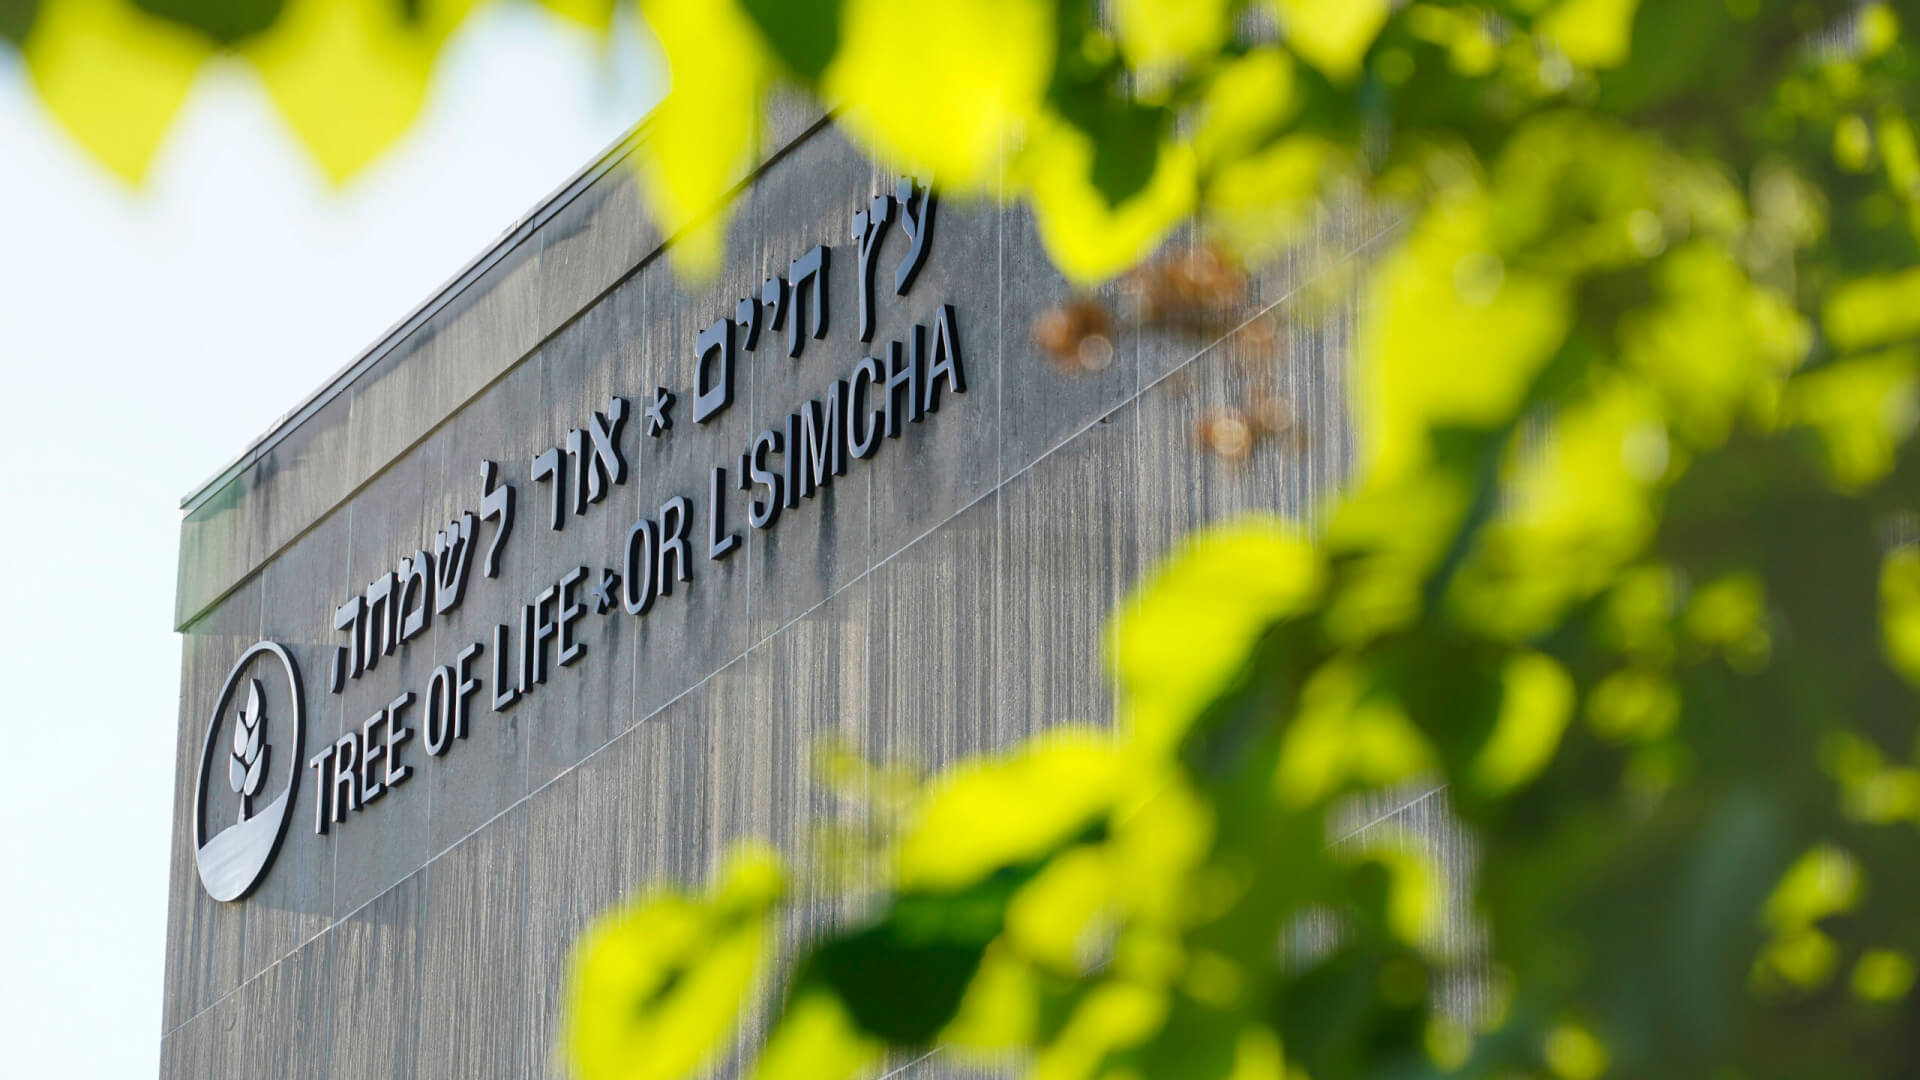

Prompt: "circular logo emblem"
[194,641,305,902]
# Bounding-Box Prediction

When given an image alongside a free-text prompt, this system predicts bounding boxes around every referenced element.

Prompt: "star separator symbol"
[591,568,621,614]
[644,387,675,437]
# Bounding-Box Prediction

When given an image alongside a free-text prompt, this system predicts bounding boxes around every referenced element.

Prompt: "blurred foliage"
[24,0,1920,1076]
[0,0,619,182]
[558,1,1920,1080]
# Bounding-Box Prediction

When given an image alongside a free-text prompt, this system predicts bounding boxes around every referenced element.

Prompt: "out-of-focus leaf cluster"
[0,0,617,183]
[554,2,1920,1080]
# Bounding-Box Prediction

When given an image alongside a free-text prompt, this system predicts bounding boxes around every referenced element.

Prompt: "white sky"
[0,9,660,1077]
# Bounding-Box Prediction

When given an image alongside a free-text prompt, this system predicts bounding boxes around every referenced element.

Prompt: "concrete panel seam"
[875,1049,944,1079]
[1330,784,1447,847]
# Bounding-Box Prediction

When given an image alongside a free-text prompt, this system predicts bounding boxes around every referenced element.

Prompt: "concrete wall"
[161,113,1425,1079]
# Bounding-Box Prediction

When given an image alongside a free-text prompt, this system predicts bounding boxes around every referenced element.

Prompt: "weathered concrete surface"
[161,113,1441,1080]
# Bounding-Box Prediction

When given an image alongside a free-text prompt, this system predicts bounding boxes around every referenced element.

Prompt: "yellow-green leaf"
[1108,776,1214,924]
[566,843,784,1080]
[897,730,1126,891]
[25,0,211,183]
[1357,191,1572,483]
[1446,375,1666,640]
[244,0,440,184]
[941,943,1042,1050]
[1203,138,1329,261]
[1005,845,1114,974]
[1194,48,1301,170]
[1275,657,1433,806]
[1586,668,1679,743]
[1782,349,1919,488]
[633,0,773,280]
[751,989,881,1080]
[824,0,1054,196]
[1227,1025,1286,1080]
[1881,545,1920,686]
[1270,0,1391,84]
[1542,1022,1610,1080]
[1682,571,1771,670]
[1825,268,1920,351]
[1853,948,1917,1002]
[1617,244,1805,447]
[1032,980,1170,1080]
[1018,115,1197,284]
[1471,652,1574,793]
[1345,829,1441,946]
[1113,519,1325,758]
[1764,844,1862,932]
[1537,0,1642,70]
[1115,0,1232,73]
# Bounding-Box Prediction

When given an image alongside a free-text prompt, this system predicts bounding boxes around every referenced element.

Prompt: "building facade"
[160,110,1452,1078]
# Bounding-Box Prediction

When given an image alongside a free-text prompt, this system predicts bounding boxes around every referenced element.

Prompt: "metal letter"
[397,551,432,643]
[894,177,934,295]
[424,666,455,757]
[455,642,482,739]
[385,691,415,789]
[480,460,514,578]
[748,430,784,529]
[333,596,365,685]
[532,447,566,530]
[624,518,658,616]
[658,496,691,596]
[827,379,849,478]
[854,193,895,342]
[359,710,386,804]
[787,245,830,357]
[518,604,536,697]
[531,586,559,687]
[491,624,520,712]
[708,466,740,560]
[784,411,802,509]
[797,384,846,499]
[330,731,360,822]
[694,317,735,423]
[848,357,883,460]
[363,572,396,669]
[558,567,588,668]
[433,512,477,614]
[737,295,762,351]
[796,400,824,501]
[881,337,922,438]
[566,428,589,517]
[924,304,967,413]
[308,745,335,834]
[761,275,789,341]
[584,397,629,501]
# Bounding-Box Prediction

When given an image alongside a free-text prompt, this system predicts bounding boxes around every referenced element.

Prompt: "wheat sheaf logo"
[194,641,305,902]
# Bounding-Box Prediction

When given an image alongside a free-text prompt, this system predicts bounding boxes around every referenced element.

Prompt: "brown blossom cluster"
[1034,244,1297,462]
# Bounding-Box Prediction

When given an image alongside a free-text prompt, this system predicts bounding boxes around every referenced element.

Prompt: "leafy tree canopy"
[23,0,1920,1077]
[562,1,1920,1079]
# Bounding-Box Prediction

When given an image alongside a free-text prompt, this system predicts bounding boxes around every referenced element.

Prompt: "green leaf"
[804,868,1034,1045]
[131,0,285,43]
[1270,0,1390,84]
[0,0,39,44]
[738,0,839,81]
[25,0,212,183]
[824,0,1054,194]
